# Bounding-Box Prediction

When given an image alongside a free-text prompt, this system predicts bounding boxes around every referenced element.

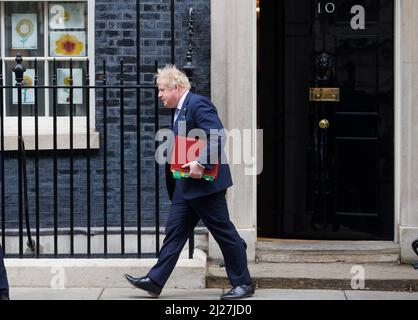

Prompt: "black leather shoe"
[124,274,162,298]
[0,290,9,301]
[221,284,255,300]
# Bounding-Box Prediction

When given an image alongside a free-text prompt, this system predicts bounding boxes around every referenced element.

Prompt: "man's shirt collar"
[176,90,190,110]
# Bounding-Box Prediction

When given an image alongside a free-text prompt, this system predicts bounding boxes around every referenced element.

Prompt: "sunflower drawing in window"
[62,76,73,103]
[57,68,83,104]
[12,69,35,105]
[49,3,85,29]
[50,31,86,56]
[22,75,34,103]
[12,14,38,49]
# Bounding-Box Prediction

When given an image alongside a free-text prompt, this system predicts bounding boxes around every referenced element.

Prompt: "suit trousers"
[0,245,9,291]
[147,189,252,288]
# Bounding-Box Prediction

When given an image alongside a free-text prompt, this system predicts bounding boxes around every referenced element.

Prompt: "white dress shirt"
[174,90,190,124]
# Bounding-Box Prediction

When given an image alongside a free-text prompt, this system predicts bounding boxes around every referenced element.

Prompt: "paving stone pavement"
[7,288,418,300]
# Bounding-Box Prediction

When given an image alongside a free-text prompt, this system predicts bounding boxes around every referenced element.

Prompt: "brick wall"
[1,0,210,231]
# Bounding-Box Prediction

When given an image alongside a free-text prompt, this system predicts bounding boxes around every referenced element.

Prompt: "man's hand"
[182,161,205,179]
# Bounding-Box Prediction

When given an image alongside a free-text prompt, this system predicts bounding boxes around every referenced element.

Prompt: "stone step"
[207,262,418,291]
[5,249,207,289]
[256,240,401,264]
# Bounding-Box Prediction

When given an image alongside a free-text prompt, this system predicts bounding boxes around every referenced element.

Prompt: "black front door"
[258,0,394,240]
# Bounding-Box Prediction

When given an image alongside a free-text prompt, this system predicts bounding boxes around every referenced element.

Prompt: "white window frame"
[0,0,98,150]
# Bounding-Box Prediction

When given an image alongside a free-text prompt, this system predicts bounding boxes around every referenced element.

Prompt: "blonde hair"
[156,65,191,90]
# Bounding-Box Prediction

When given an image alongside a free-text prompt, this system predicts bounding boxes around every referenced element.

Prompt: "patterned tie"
[173,108,180,124]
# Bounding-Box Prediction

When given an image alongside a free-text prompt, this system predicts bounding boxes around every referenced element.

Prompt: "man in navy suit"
[0,245,9,300]
[125,65,254,300]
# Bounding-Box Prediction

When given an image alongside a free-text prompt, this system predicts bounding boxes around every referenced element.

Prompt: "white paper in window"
[57,68,83,105]
[50,31,86,56]
[12,14,38,49]
[49,3,85,29]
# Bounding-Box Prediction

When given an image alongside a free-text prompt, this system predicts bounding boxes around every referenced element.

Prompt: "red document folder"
[170,135,219,182]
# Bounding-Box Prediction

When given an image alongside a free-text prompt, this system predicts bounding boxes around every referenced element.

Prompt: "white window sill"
[0,117,100,150]
[0,131,100,151]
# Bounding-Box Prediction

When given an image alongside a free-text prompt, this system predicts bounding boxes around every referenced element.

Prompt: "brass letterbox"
[309,88,340,102]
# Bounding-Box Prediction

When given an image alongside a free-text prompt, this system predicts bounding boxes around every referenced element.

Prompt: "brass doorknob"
[319,119,330,129]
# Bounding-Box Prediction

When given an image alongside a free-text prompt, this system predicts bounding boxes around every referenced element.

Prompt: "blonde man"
[125,65,254,300]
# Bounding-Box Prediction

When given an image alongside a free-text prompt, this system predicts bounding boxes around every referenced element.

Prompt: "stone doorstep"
[206,262,418,292]
[256,240,401,252]
[256,253,401,264]
[5,249,207,289]
[255,240,401,264]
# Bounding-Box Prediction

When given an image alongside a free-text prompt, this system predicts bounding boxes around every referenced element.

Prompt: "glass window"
[2,1,90,119]
[5,2,45,57]
[48,60,87,116]
[5,60,45,116]
[48,2,88,57]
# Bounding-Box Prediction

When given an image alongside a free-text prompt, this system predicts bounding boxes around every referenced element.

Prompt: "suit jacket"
[165,92,233,200]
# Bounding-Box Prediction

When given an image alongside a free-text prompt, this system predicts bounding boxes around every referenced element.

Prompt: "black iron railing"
[0,54,182,259]
[0,1,197,260]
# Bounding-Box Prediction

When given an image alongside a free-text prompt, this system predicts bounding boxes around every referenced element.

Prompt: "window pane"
[48,2,88,57]
[5,61,46,117]
[5,2,45,57]
[49,61,87,116]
